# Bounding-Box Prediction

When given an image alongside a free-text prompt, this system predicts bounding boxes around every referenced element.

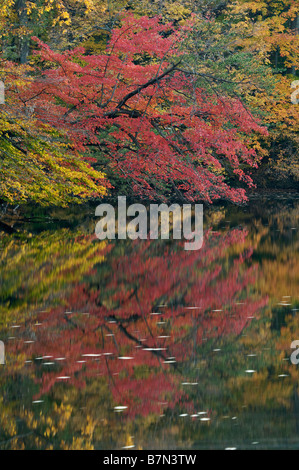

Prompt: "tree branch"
[105,61,182,118]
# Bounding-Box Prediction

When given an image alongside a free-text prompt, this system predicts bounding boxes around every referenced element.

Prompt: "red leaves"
[28,13,268,203]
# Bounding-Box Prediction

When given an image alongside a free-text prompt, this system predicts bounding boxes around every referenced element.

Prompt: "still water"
[0,194,298,450]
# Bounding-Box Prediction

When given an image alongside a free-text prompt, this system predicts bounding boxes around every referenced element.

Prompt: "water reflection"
[0,197,298,449]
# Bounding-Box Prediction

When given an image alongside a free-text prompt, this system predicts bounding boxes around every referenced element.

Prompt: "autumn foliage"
[15,13,267,204]
[0,60,107,205]
[0,2,298,205]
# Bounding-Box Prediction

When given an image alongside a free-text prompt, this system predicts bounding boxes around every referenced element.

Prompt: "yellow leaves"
[239,375,293,409]
[230,0,295,18]
[0,67,108,206]
[229,0,299,72]
[58,11,71,26]
[235,1,267,15]
[61,437,94,450]
[0,398,17,437]
[54,402,73,430]
[0,227,108,325]
[10,439,25,450]
[164,3,191,22]
[124,434,134,448]
[26,2,37,15]
[83,0,95,13]
[82,415,96,437]
[61,11,70,20]
[44,416,58,438]
[249,136,268,158]
[258,257,299,301]
[23,410,39,430]
[0,0,15,21]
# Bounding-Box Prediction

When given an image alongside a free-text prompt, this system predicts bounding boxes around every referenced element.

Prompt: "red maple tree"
[24,13,267,203]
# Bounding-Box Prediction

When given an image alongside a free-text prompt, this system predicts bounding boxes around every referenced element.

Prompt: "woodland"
[0,2,299,449]
[0,0,298,211]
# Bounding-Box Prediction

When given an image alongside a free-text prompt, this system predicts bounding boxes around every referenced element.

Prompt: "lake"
[0,194,298,450]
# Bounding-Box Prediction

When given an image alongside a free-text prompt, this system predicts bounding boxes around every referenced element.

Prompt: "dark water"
[0,195,298,450]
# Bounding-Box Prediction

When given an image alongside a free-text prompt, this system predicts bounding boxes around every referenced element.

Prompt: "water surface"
[0,195,298,450]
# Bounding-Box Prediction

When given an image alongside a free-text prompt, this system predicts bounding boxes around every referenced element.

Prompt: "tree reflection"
[0,222,268,449]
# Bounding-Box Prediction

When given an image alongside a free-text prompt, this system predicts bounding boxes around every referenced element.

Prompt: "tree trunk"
[291,15,299,75]
[16,0,29,64]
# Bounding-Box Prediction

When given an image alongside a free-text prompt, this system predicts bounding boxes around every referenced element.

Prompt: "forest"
[0,0,299,452]
[0,0,298,211]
